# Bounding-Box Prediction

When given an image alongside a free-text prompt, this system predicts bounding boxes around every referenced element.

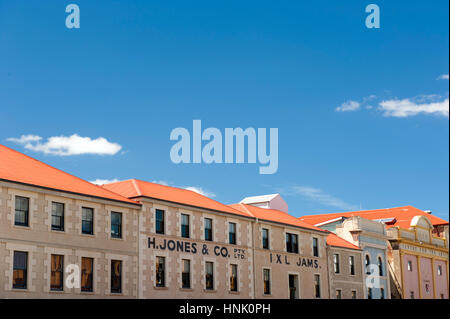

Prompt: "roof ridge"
[300,205,416,219]
[0,144,135,204]
[235,203,255,218]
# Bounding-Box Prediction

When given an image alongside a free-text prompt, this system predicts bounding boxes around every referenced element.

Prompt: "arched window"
[365,255,371,275]
[378,257,383,276]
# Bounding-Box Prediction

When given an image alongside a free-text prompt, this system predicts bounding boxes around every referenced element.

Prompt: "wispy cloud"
[437,74,449,80]
[336,100,360,112]
[184,186,216,198]
[90,179,120,185]
[6,134,122,156]
[278,185,358,211]
[379,98,449,118]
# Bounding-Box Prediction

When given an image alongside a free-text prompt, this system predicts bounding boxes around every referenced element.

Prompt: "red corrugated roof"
[0,144,139,205]
[102,179,253,218]
[229,203,327,233]
[299,206,448,229]
[325,231,361,250]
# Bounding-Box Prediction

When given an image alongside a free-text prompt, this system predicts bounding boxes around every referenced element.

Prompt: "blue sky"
[1,0,448,221]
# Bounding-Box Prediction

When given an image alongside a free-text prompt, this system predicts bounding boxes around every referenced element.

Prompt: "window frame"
[314,274,321,298]
[312,237,319,257]
[111,211,123,239]
[81,207,94,235]
[155,209,165,235]
[50,254,64,291]
[110,260,122,294]
[230,264,238,292]
[229,222,237,245]
[333,254,340,274]
[205,261,214,290]
[262,228,269,250]
[349,255,355,275]
[263,268,271,295]
[181,214,190,239]
[181,259,191,289]
[14,196,29,227]
[156,256,166,288]
[12,251,28,289]
[204,218,213,242]
[286,232,299,254]
[51,202,65,232]
[81,257,94,292]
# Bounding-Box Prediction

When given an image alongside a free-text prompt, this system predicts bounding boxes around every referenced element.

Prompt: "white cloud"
[336,100,360,112]
[438,74,449,80]
[7,134,122,156]
[7,135,42,144]
[90,179,120,185]
[184,186,216,198]
[280,186,357,211]
[378,98,449,118]
[152,180,169,186]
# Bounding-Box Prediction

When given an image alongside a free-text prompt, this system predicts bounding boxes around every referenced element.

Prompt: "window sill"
[179,288,193,292]
[229,291,240,295]
[110,237,124,241]
[80,233,96,238]
[154,286,168,290]
[13,225,31,230]
[204,289,217,293]
[49,290,65,294]
[51,229,65,233]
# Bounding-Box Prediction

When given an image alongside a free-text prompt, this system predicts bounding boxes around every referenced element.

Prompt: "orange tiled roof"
[299,206,448,229]
[325,231,360,250]
[102,179,253,218]
[0,144,139,205]
[229,203,327,233]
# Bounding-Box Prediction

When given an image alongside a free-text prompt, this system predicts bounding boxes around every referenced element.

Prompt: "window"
[205,262,214,290]
[441,294,445,299]
[286,233,299,253]
[312,237,319,257]
[336,289,342,299]
[81,257,94,292]
[367,288,373,299]
[82,207,94,235]
[156,257,165,287]
[230,264,238,292]
[15,196,29,227]
[50,255,64,291]
[263,269,271,295]
[111,260,122,293]
[349,256,355,275]
[51,202,64,231]
[351,290,357,299]
[13,251,28,289]
[438,265,442,276]
[314,274,321,298]
[262,228,269,249]
[410,291,415,299]
[111,212,122,239]
[182,259,191,289]
[365,255,371,275]
[378,257,383,276]
[380,287,385,299]
[229,222,237,244]
[181,214,190,238]
[204,218,213,241]
[407,260,412,271]
[333,254,340,274]
[155,209,165,234]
